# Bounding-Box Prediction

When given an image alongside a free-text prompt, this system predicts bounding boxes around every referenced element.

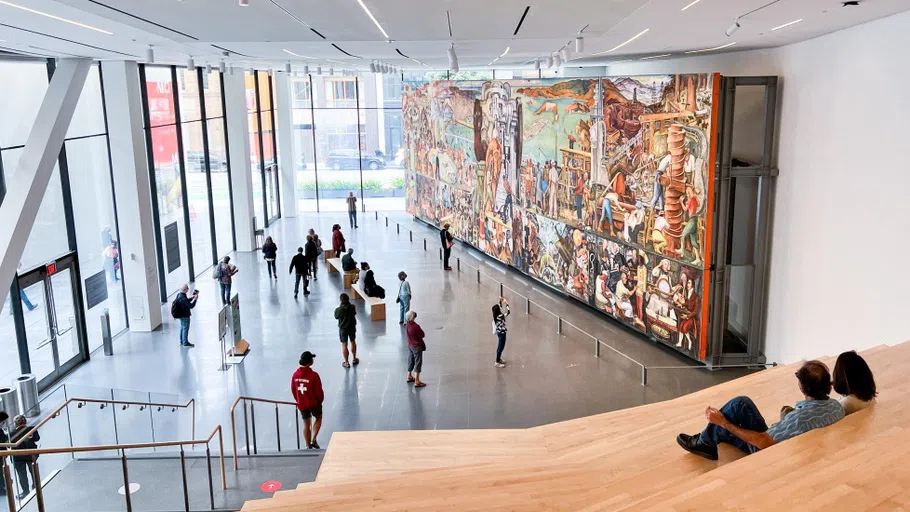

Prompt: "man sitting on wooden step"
[677,360,845,460]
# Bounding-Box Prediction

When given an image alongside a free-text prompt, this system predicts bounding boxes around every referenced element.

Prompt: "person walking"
[332,224,346,256]
[405,311,427,387]
[346,191,358,229]
[262,236,278,279]
[308,228,323,279]
[289,247,310,299]
[10,415,40,500]
[291,351,324,449]
[172,284,198,347]
[440,223,454,271]
[396,271,411,325]
[216,256,238,305]
[334,294,359,368]
[492,297,510,368]
[304,235,318,282]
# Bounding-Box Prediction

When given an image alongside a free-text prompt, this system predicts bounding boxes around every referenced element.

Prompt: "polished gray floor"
[51,211,749,453]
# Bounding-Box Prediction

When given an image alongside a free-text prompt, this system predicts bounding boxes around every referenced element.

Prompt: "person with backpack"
[172,284,198,347]
[289,247,310,299]
[10,414,40,500]
[305,234,319,281]
[214,256,239,305]
[492,297,510,368]
[262,236,278,280]
[308,228,323,279]
[291,351,324,449]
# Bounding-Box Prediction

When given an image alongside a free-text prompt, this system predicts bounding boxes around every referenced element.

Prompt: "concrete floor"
[50,210,750,454]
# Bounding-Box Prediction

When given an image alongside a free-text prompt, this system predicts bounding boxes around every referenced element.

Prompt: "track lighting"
[546,56,553,68]
[268,68,273,76]
[285,62,292,74]
[317,65,322,75]
[534,58,540,70]
[146,45,155,64]
[726,20,741,37]
[219,60,226,74]
[369,61,375,73]
[248,66,254,75]
[575,36,584,53]
[553,54,562,68]
[229,65,235,75]
[329,67,334,75]
[303,63,309,74]
[560,47,571,62]
[205,63,212,74]
[239,0,249,6]
[186,57,195,70]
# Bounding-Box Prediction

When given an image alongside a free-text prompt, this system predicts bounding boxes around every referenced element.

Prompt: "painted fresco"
[403,74,716,361]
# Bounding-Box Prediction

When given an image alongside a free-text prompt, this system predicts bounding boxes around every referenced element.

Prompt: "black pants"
[294,274,309,295]
[266,260,277,277]
[443,247,452,268]
[14,460,34,495]
[309,258,318,276]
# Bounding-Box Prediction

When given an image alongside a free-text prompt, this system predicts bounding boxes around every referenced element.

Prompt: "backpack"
[212,262,223,281]
[171,298,185,319]
[315,237,323,254]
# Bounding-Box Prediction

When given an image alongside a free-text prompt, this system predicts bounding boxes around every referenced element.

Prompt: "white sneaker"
[494,362,506,368]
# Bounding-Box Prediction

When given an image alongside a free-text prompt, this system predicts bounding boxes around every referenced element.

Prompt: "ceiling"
[0,0,907,71]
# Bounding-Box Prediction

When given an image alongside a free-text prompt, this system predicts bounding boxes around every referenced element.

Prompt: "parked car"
[186,152,228,172]
[325,149,386,171]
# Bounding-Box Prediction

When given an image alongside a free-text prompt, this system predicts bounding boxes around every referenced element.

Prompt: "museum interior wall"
[609,9,910,364]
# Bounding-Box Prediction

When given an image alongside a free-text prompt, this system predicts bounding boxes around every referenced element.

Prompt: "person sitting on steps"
[676,360,845,460]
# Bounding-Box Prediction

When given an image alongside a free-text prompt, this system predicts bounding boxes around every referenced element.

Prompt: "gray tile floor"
[52,211,750,453]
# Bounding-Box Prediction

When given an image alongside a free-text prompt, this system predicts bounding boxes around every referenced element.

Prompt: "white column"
[223,71,256,251]
[0,59,91,304]
[100,61,162,331]
[274,71,297,218]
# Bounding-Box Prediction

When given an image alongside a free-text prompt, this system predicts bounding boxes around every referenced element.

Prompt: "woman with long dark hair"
[832,350,877,415]
[492,297,510,368]
[262,236,278,279]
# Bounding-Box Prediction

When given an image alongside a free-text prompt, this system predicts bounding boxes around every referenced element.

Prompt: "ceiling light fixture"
[370,61,376,73]
[219,60,226,73]
[317,65,322,75]
[553,53,562,68]
[534,58,540,70]
[229,65,235,75]
[560,47,571,62]
[186,57,195,70]
[640,53,672,60]
[726,0,784,37]
[546,55,553,68]
[285,62,292,73]
[283,49,316,59]
[726,21,740,36]
[356,0,389,39]
[303,63,309,74]
[594,28,649,55]
[239,0,249,6]
[205,63,212,74]
[0,0,113,34]
[681,0,702,11]
[248,66,254,75]
[146,45,155,64]
[500,46,510,58]
[575,36,584,53]
[771,18,803,31]
[685,41,737,53]
[329,67,334,75]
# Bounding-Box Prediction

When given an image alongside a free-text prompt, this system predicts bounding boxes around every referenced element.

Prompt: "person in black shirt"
[289,247,310,298]
[304,235,318,280]
[440,223,454,271]
[0,411,7,495]
[262,236,278,279]
[10,415,39,500]
[360,262,385,299]
[174,285,198,347]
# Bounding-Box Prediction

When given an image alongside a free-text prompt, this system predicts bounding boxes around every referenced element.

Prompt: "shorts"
[299,405,323,420]
[339,330,356,343]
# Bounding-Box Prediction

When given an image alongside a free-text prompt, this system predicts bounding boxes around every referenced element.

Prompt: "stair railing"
[229,396,301,470]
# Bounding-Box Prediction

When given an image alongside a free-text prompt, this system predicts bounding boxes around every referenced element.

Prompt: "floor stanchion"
[526,297,530,314]
[499,282,503,297]
[385,217,388,227]
[410,232,413,242]
[641,366,648,386]
[397,223,400,234]
[594,338,600,358]
[423,239,427,251]
[476,269,480,283]
[375,211,378,220]
[557,316,562,334]
[457,258,460,271]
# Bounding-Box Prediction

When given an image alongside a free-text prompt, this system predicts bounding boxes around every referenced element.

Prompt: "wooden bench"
[326,258,357,288]
[350,281,386,321]
[323,249,335,262]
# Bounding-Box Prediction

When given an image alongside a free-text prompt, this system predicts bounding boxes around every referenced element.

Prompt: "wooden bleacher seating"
[350,280,386,321]
[242,341,910,511]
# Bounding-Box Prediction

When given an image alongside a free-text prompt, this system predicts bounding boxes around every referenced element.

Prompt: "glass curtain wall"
[141,65,235,299]
[244,71,280,228]
[288,73,406,212]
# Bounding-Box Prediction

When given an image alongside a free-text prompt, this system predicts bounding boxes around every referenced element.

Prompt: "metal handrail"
[229,396,300,470]
[2,425,226,512]
[0,396,195,450]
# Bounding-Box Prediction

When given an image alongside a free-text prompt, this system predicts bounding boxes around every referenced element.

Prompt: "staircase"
[240,341,910,510]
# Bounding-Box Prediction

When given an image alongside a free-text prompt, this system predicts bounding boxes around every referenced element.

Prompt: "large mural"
[404,74,718,361]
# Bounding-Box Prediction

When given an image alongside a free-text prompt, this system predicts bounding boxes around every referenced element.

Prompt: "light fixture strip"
[594,28,649,55]
[500,46,510,58]
[0,0,113,35]
[770,18,803,31]
[283,48,316,59]
[685,41,737,54]
[680,0,702,11]
[640,53,672,60]
[356,0,390,39]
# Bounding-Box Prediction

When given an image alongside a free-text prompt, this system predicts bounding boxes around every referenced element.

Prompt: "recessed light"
[283,49,316,59]
[500,46,510,58]
[239,0,249,6]
[356,0,389,39]
[685,41,737,53]
[681,0,702,11]
[771,18,803,31]
[0,0,113,34]
[640,53,672,60]
[593,28,649,55]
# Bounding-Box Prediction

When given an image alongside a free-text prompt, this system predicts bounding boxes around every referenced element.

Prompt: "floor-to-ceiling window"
[203,71,235,259]
[245,71,280,227]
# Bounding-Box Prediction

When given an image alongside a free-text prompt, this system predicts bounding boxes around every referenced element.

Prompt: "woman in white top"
[832,350,877,415]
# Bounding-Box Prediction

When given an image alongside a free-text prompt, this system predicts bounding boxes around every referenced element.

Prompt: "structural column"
[223,71,256,251]
[274,71,297,218]
[0,59,91,305]
[101,61,162,331]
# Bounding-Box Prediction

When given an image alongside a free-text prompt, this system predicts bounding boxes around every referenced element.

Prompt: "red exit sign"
[46,263,56,275]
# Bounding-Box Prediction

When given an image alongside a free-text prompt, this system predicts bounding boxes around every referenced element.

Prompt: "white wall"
[610,10,910,364]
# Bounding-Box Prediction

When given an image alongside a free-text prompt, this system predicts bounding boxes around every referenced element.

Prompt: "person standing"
[396,271,411,325]
[289,247,310,299]
[492,297,510,368]
[334,293,359,368]
[332,224,346,255]
[405,311,427,387]
[291,351,324,449]
[172,284,198,347]
[575,172,585,222]
[440,223,454,271]
[10,415,40,500]
[0,411,8,495]
[262,236,278,279]
[548,162,560,217]
[346,191,358,229]
[308,228,323,278]
[216,256,238,305]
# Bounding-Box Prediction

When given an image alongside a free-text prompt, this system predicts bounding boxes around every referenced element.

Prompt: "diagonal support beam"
[0,58,92,304]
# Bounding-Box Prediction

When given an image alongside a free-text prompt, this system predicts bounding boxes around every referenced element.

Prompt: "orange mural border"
[699,72,722,361]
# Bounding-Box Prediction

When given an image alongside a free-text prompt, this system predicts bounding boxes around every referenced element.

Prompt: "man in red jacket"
[291,351,324,449]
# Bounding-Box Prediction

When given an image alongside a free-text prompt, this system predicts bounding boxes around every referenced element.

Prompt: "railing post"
[423,239,427,251]
[180,447,190,512]
[251,402,258,455]
[206,446,215,510]
[385,217,388,227]
[499,282,503,297]
[557,316,562,334]
[396,223,400,234]
[641,366,648,386]
[526,297,530,315]
[438,247,442,260]
[274,403,281,452]
[32,461,44,512]
[409,231,413,242]
[594,338,601,358]
[111,389,120,445]
[375,211,378,220]
[295,411,301,450]
[121,453,133,512]
[476,269,480,283]
[4,459,15,512]
[243,400,250,457]
[457,258,460,271]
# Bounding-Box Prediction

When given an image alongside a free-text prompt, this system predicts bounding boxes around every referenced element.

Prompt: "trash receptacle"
[16,374,40,418]
[0,386,21,420]
[101,309,113,356]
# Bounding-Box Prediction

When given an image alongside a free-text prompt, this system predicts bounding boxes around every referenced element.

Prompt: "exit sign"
[46,263,56,275]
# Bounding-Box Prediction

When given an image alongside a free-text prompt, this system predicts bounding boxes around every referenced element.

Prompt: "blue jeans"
[220,283,231,305]
[294,274,308,295]
[698,396,769,454]
[496,332,507,363]
[348,210,357,228]
[179,317,191,345]
[399,298,410,323]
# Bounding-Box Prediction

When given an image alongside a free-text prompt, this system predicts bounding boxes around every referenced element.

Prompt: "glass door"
[15,253,88,389]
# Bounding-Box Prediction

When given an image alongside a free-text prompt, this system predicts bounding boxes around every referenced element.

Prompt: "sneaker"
[311,441,320,449]
[294,294,298,299]
[352,358,360,366]
[342,361,351,368]
[304,291,311,296]
[494,362,506,368]
[183,343,195,348]
[676,433,718,461]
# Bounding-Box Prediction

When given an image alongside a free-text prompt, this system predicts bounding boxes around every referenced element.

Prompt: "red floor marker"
[260,481,282,493]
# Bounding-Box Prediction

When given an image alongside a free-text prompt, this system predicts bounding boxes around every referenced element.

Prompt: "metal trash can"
[0,386,21,420]
[101,309,114,356]
[16,374,40,418]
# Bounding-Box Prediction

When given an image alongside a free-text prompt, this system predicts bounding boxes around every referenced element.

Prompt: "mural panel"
[404,74,716,361]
